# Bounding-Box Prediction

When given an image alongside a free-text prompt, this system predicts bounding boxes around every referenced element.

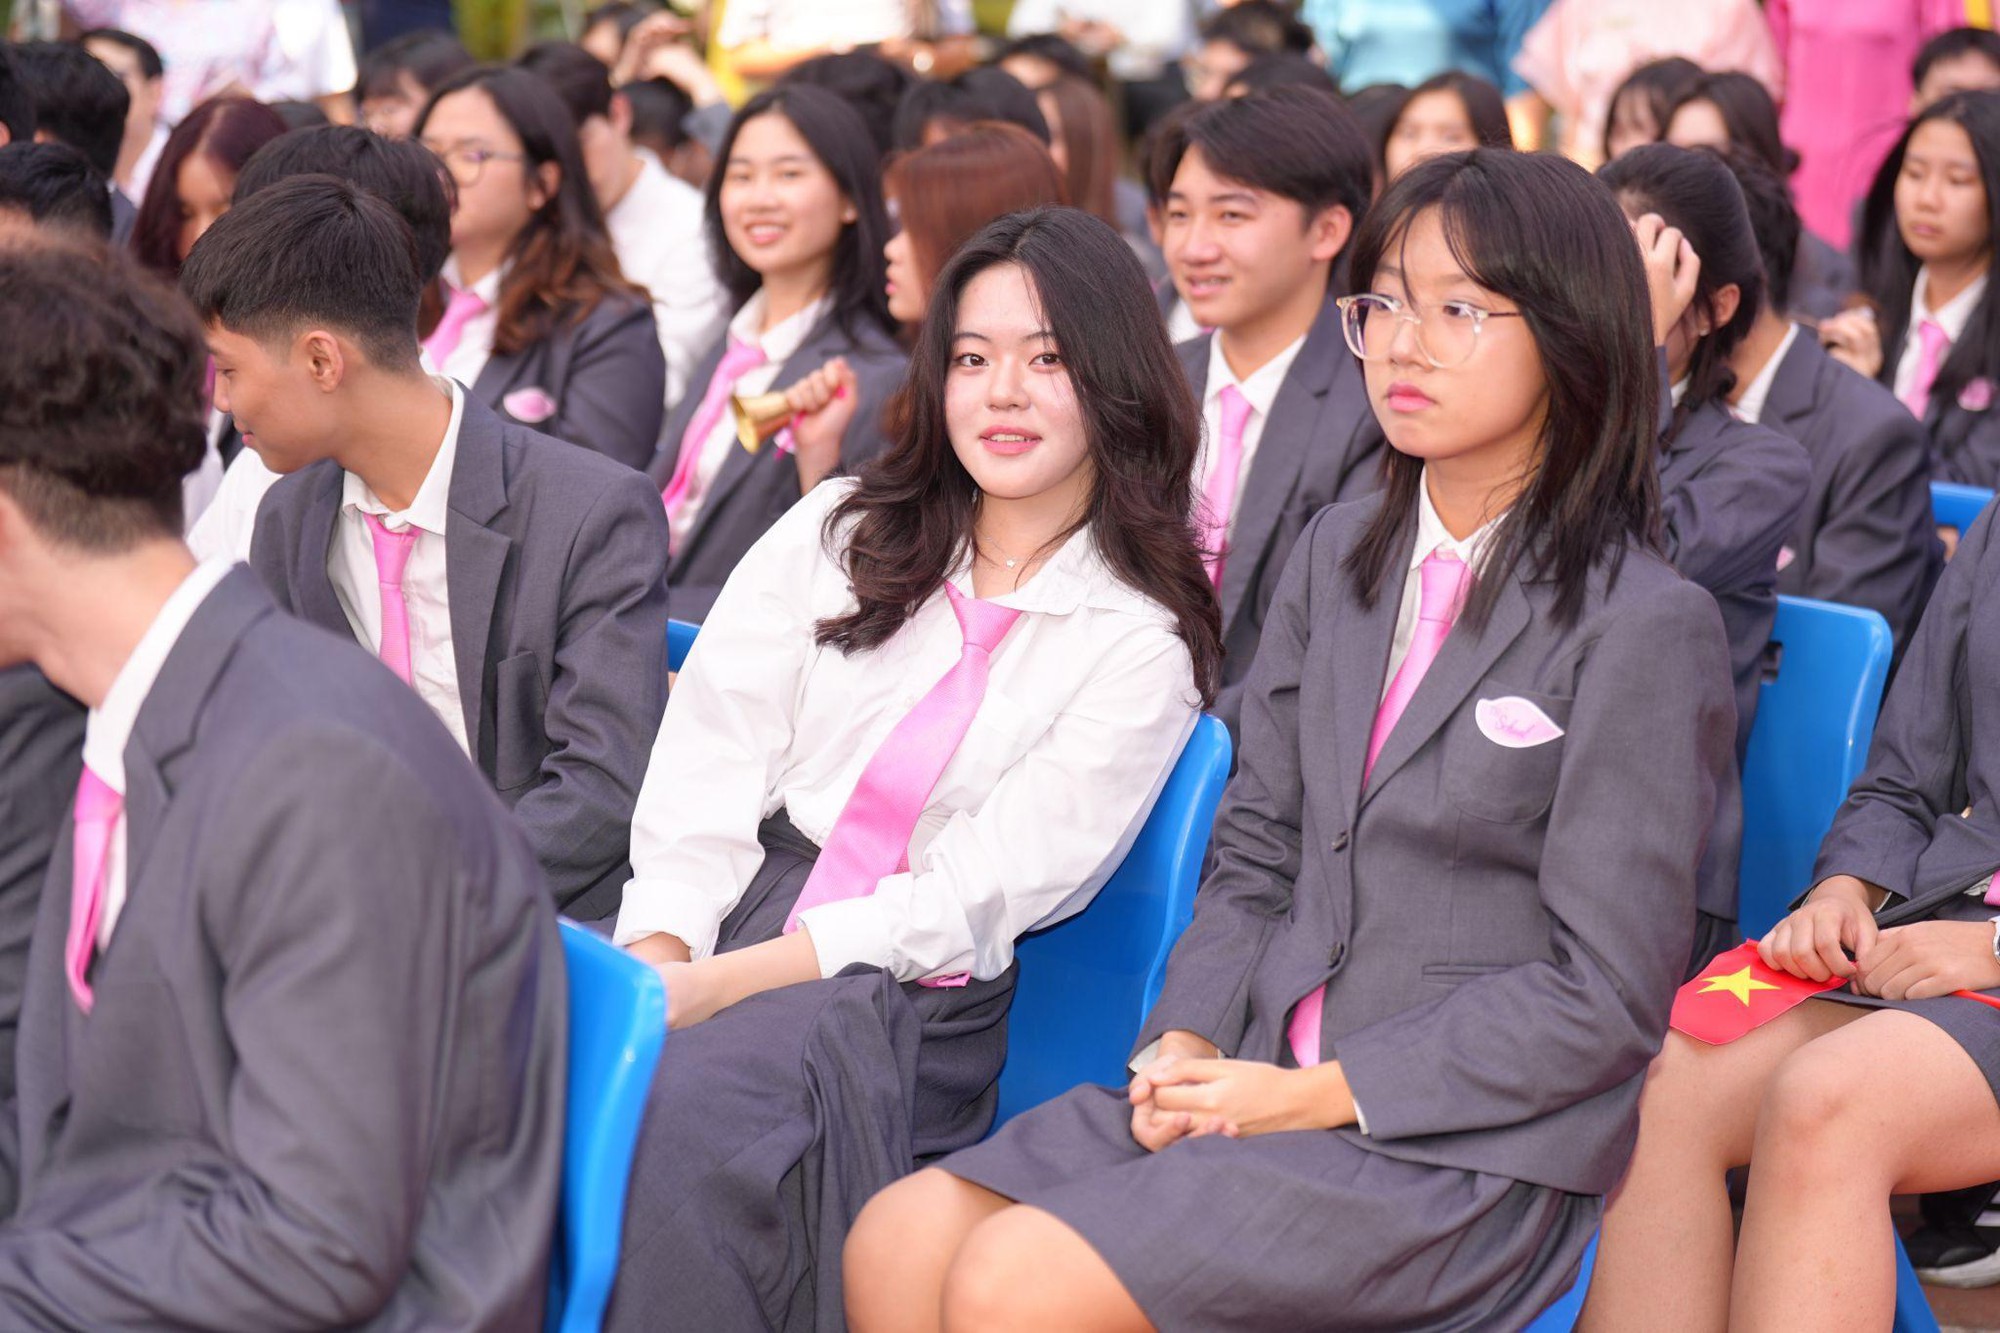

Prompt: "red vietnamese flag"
[1670,942,1844,1045]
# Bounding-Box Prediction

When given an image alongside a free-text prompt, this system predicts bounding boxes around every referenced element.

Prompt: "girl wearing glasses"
[414,67,664,469]
[846,148,1739,1332]
[1601,144,1813,971]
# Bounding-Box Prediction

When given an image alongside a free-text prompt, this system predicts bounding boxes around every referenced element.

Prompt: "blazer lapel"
[445,401,514,750]
[296,464,355,639]
[1763,327,1822,434]
[1331,536,1407,823]
[685,315,843,545]
[469,349,527,416]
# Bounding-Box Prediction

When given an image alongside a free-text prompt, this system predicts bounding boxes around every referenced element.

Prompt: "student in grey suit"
[647,85,908,623]
[184,176,669,919]
[0,240,563,1331]
[415,67,666,471]
[0,668,82,1108]
[1157,90,1387,739]
[849,150,1739,1333]
[1723,150,1940,659]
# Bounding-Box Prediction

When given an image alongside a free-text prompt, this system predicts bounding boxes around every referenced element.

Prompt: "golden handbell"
[730,390,796,454]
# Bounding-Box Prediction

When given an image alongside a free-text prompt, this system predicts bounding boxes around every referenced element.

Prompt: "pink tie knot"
[364,512,419,588]
[1920,318,1951,362]
[1216,384,1252,441]
[944,583,1021,656]
[717,337,770,383]
[423,285,490,367]
[74,766,122,824]
[1416,549,1471,626]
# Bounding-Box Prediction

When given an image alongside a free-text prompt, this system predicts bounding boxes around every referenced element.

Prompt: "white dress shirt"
[327,379,471,755]
[1732,322,1801,426]
[181,437,226,534]
[615,478,1200,983]
[437,259,506,392]
[1894,266,1989,406]
[1198,332,1307,539]
[673,289,832,538]
[606,152,730,408]
[1166,293,1203,346]
[80,558,236,948]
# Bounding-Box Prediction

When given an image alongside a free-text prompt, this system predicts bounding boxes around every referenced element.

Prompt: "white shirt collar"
[81,559,238,794]
[1670,377,1690,408]
[1204,331,1307,418]
[441,256,505,305]
[340,378,465,537]
[1411,468,1507,577]
[1913,265,1989,343]
[1733,322,1801,426]
[728,289,833,364]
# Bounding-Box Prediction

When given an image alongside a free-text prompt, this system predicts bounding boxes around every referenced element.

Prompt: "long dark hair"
[1665,72,1798,176]
[708,86,895,342]
[1381,71,1513,170]
[415,65,640,357]
[1856,90,2000,410]
[132,96,289,277]
[817,206,1222,704]
[1346,150,1661,630]
[1601,56,1702,160]
[1599,144,1764,438]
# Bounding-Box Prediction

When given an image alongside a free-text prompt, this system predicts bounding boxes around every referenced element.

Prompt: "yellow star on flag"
[1697,966,1780,1006]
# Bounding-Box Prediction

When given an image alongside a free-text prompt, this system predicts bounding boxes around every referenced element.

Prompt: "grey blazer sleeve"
[1811,500,1993,904]
[1331,580,1733,1141]
[514,469,670,911]
[549,296,668,472]
[1661,426,1811,595]
[1790,403,1937,652]
[1932,401,2000,489]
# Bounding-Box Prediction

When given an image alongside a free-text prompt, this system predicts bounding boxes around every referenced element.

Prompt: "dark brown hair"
[817,206,1222,704]
[885,122,1067,297]
[1041,75,1120,226]
[132,96,289,277]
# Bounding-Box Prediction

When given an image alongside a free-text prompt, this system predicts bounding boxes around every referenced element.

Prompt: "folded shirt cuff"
[793,895,894,979]
[610,880,722,959]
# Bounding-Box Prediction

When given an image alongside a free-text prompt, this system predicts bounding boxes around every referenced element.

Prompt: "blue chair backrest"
[1932,480,1994,538]
[666,619,700,675]
[991,715,1233,1129]
[1735,596,1892,939]
[547,922,668,1333]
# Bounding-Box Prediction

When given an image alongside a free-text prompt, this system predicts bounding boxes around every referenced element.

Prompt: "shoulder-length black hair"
[816,206,1222,704]
[1599,143,1764,437]
[1856,90,2000,410]
[1345,149,1661,631]
[1665,72,1797,177]
[414,65,640,358]
[707,85,895,343]
[1381,71,1513,170]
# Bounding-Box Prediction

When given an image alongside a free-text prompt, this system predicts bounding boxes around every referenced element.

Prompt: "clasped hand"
[1760,875,2000,999]
[1127,1031,1357,1151]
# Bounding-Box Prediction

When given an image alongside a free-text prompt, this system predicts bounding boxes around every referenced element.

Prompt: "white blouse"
[614,479,1201,983]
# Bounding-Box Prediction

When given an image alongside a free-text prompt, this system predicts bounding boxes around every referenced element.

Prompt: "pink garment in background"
[1513,0,1784,164]
[1767,0,1967,252]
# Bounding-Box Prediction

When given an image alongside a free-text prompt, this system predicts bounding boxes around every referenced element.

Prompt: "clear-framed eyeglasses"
[422,142,527,187]
[1335,293,1525,370]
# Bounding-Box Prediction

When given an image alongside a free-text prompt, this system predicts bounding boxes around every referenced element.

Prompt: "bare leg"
[1581,1001,1858,1333]
[846,1168,1013,1333]
[941,1204,1154,1333]
[1732,1010,2000,1332]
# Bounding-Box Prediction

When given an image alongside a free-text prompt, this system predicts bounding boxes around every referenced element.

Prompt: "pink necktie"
[660,339,769,540]
[423,285,489,371]
[364,513,420,685]
[1200,386,1253,586]
[783,585,1022,983]
[1903,318,1951,420]
[1287,549,1471,1067]
[66,767,122,1014]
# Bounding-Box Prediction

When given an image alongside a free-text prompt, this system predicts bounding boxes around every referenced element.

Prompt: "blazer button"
[1330,830,1350,852]
[1328,941,1346,967]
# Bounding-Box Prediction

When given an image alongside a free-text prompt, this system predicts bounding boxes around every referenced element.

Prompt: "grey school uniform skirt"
[604,813,1017,1333]
[938,1082,1600,1332]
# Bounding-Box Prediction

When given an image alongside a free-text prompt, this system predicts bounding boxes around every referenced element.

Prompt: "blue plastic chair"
[546,921,668,1333]
[1932,480,1995,539]
[1735,596,1893,939]
[665,619,700,675]
[990,715,1234,1129]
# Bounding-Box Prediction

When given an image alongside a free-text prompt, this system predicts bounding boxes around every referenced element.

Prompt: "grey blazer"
[1179,299,1387,737]
[650,311,907,622]
[0,669,82,1111]
[1815,499,2000,922]
[471,291,666,472]
[1137,498,1738,1196]
[1765,330,1941,658]
[252,394,670,919]
[1927,385,2000,489]
[0,569,564,1331]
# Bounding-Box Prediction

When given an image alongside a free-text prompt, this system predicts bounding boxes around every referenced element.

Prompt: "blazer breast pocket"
[493,651,552,792]
[1442,687,1573,824]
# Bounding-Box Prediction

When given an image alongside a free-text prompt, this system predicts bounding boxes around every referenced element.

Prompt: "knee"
[845,1171,966,1327]
[939,1209,1048,1331]
[1756,1042,1871,1168]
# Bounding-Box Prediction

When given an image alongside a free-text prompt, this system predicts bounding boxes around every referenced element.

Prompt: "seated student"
[185,177,670,919]
[9,43,131,242]
[1581,468,2000,1333]
[0,141,113,239]
[516,41,729,408]
[0,667,82,1108]
[846,147,1739,1333]
[77,28,164,201]
[778,49,915,158]
[1156,87,1387,737]
[652,85,906,622]
[1379,70,1513,183]
[1823,91,2000,488]
[415,66,665,469]
[606,206,1216,1332]
[622,75,708,189]
[890,66,1051,152]
[1721,149,1939,660]
[1183,0,1315,102]
[1601,56,1703,162]
[0,236,564,1330]
[130,96,289,280]
[1915,27,2000,113]
[357,28,474,138]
